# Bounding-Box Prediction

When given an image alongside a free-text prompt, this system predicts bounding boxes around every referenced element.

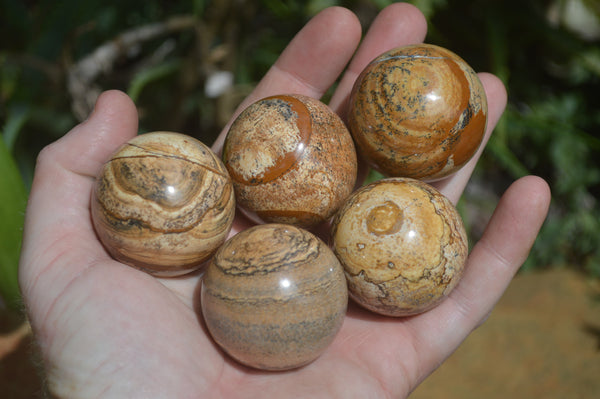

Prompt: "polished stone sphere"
[331,177,468,316]
[223,94,357,228]
[91,131,235,276]
[201,223,348,370]
[348,44,487,181]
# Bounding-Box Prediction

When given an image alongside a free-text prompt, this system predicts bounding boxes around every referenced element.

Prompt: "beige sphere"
[201,224,348,370]
[331,177,468,316]
[91,131,235,276]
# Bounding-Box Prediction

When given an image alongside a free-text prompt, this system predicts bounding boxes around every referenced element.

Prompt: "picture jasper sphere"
[331,178,468,316]
[91,132,235,276]
[348,44,488,181]
[201,224,348,370]
[222,94,357,228]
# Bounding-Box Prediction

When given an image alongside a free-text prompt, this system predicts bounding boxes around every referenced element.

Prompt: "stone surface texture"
[91,131,235,276]
[348,44,487,181]
[201,223,348,370]
[331,177,467,316]
[223,94,357,228]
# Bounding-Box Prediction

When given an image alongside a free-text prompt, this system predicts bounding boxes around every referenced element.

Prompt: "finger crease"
[272,64,325,98]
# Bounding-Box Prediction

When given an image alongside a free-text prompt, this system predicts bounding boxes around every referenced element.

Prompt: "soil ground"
[411,268,600,399]
[1,268,599,398]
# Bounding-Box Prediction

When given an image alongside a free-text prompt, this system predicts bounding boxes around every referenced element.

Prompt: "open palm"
[19,4,550,398]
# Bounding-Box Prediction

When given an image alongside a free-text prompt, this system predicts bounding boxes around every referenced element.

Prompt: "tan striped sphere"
[91,131,235,276]
[201,224,348,370]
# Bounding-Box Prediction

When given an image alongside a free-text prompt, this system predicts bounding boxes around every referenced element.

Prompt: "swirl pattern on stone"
[91,131,235,276]
[348,44,487,181]
[331,177,468,316]
[201,224,348,370]
[223,94,357,228]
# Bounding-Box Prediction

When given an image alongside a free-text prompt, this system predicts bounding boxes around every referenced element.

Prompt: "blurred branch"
[67,15,196,121]
[0,321,30,358]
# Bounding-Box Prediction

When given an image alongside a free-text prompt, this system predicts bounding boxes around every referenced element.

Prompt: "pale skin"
[19,4,551,399]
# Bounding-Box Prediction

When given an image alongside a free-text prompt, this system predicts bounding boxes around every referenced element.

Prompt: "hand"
[19,4,550,398]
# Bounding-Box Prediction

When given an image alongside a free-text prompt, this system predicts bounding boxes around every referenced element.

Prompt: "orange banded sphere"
[222,94,357,228]
[348,44,487,181]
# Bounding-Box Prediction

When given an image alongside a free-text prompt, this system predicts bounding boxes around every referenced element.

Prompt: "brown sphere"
[331,177,468,316]
[91,131,235,277]
[348,44,487,181]
[222,94,357,228]
[201,224,348,370]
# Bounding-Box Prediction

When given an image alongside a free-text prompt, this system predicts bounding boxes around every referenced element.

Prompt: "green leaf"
[0,136,28,312]
[127,60,181,103]
[305,0,339,16]
[405,0,447,18]
[487,135,530,179]
[2,105,30,151]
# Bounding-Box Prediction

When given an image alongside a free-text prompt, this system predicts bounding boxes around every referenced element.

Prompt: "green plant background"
[1,0,599,313]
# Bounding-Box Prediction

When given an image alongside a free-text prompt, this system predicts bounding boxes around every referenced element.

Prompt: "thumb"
[19,90,138,323]
[53,90,139,179]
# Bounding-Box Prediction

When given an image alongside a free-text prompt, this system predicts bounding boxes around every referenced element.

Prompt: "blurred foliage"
[0,138,27,312]
[0,0,599,310]
[421,0,600,276]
